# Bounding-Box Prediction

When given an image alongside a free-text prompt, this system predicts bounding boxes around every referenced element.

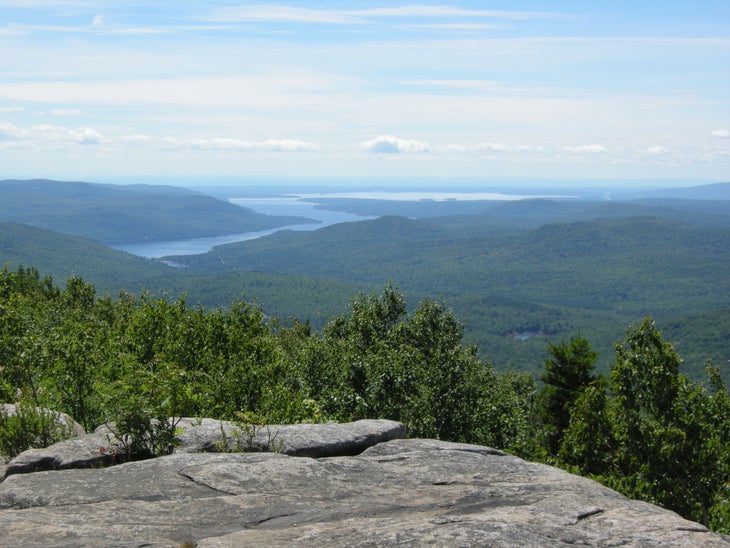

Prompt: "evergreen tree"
[538,336,597,455]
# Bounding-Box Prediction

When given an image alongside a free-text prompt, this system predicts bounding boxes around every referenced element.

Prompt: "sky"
[0,1,729,184]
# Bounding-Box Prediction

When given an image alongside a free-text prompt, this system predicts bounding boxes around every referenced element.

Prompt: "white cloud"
[476,142,510,153]
[442,142,538,154]
[32,124,106,144]
[644,145,671,155]
[202,6,549,25]
[0,122,25,138]
[362,135,430,154]
[160,136,318,152]
[0,122,105,145]
[561,144,607,153]
[92,15,105,27]
[710,129,729,138]
[262,139,318,151]
[49,108,83,116]
[0,105,24,113]
[121,133,153,145]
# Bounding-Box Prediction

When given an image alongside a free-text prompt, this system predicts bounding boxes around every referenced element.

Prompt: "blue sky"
[0,1,728,184]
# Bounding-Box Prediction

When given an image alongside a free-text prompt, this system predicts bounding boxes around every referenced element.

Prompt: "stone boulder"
[3,418,406,477]
[0,436,727,547]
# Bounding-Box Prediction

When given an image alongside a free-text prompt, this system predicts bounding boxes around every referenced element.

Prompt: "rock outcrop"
[0,420,727,547]
[2,418,407,477]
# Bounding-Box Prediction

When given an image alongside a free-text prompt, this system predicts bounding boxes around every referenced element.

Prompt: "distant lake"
[112,191,567,259]
[111,197,374,258]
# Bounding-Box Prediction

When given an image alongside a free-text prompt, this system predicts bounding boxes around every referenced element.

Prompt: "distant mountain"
[641,182,730,200]
[0,179,314,244]
[321,196,730,230]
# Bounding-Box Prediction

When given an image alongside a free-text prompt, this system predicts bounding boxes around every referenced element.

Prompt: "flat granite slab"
[0,437,727,547]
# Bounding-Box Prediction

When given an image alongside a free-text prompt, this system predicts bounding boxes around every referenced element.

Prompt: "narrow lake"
[111,197,374,258]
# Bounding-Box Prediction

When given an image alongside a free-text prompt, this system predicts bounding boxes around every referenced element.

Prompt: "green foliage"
[306,287,482,441]
[558,376,614,475]
[538,336,597,455]
[0,394,74,459]
[215,411,283,453]
[546,319,730,534]
[4,209,730,386]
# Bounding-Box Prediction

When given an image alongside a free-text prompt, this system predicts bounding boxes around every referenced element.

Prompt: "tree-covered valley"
[1,179,728,384]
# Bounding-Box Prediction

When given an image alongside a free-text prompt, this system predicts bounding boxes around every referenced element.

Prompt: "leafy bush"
[0,396,74,459]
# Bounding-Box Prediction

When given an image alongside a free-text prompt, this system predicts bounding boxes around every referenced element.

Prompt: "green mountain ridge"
[171,215,730,315]
[0,179,313,244]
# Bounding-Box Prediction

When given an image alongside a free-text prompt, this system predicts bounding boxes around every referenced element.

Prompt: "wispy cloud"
[561,144,608,154]
[403,80,529,94]
[0,121,106,146]
[644,145,671,155]
[1,2,727,179]
[160,137,318,152]
[201,5,551,25]
[49,108,83,116]
[362,135,430,154]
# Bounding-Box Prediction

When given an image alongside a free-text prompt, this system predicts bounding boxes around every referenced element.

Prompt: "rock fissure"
[575,507,605,522]
[676,525,711,532]
[175,470,238,497]
[245,512,301,529]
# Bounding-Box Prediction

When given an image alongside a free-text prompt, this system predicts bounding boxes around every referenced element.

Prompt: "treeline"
[0,266,727,533]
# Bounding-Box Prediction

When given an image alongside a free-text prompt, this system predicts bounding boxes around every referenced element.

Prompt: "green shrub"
[0,396,74,459]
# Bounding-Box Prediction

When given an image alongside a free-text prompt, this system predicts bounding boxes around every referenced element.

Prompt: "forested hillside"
[1,268,727,533]
[0,179,312,244]
[1,179,728,384]
[168,214,730,382]
[175,216,729,318]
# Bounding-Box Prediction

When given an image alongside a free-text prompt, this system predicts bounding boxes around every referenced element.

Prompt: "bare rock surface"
[0,433,727,547]
[173,417,408,457]
[3,418,406,477]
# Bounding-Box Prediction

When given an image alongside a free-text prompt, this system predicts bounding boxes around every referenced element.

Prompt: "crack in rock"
[246,512,301,529]
[176,470,238,496]
[576,508,604,522]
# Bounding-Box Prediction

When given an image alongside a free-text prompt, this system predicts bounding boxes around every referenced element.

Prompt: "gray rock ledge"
[4,418,407,477]
[0,436,728,547]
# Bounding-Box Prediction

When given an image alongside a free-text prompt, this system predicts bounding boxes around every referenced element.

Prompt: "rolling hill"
[165,213,730,380]
[0,179,313,244]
